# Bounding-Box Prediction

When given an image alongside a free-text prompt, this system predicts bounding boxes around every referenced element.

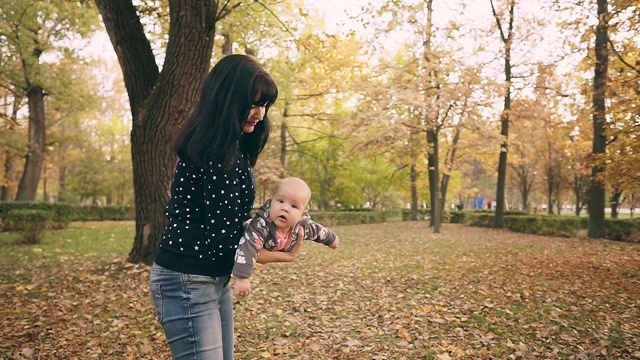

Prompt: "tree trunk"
[410,163,418,221]
[491,0,514,229]
[1,96,22,201]
[427,128,440,233]
[546,166,554,215]
[96,0,218,264]
[16,86,46,201]
[439,126,461,220]
[494,125,508,227]
[588,0,609,238]
[610,189,622,218]
[280,103,289,176]
[1,155,17,201]
[423,0,440,232]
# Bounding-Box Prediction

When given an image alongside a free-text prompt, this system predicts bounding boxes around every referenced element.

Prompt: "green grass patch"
[0,221,134,264]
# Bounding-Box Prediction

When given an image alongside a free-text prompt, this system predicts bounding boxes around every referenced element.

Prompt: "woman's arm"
[256,227,304,264]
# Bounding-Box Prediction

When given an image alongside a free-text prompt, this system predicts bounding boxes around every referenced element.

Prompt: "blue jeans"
[150,263,234,360]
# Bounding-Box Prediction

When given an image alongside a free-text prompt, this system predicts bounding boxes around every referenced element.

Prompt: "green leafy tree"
[0,0,99,201]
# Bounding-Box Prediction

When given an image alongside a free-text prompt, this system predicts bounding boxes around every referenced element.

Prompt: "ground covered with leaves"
[1,221,639,359]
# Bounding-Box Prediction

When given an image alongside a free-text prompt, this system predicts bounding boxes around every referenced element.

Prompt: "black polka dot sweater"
[154,156,256,278]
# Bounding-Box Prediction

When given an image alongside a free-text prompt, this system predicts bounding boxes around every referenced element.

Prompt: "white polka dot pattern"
[155,155,255,277]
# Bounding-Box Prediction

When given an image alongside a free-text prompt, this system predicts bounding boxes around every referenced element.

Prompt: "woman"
[150,54,302,360]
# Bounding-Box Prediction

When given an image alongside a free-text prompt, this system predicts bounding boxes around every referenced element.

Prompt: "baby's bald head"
[274,177,311,210]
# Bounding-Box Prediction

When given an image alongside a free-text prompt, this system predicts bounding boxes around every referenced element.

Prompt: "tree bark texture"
[96,0,218,264]
[588,0,609,238]
[15,86,46,201]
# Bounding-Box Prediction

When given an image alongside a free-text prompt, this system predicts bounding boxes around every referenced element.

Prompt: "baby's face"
[269,188,308,232]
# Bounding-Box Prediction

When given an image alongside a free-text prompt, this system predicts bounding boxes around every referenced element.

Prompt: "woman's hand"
[256,227,304,264]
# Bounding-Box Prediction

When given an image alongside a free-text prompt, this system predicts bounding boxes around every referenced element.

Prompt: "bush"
[504,210,530,216]
[505,215,544,234]
[3,209,53,244]
[310,209,403,226]
[466,213,495,227]
[0,203,135,229]
[605,218,640,243]
[0,202,72,230]
[449,211,467,224]
[539,216,582,237]
[401,209,429,221]
[71,205,136,221]
[447,211,639,241]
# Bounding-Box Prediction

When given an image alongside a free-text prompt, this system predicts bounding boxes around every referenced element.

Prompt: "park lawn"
[0,221,639,359]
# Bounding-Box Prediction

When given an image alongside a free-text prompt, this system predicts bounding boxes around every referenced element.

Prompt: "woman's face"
[243,104,266,133]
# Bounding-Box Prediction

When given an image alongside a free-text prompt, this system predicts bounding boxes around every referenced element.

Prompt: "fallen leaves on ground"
[1,222,639,359]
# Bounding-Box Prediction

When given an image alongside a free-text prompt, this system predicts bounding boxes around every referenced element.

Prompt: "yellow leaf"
[260,351,271,358]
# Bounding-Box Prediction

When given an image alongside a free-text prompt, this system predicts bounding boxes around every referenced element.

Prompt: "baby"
[233,177,339,297]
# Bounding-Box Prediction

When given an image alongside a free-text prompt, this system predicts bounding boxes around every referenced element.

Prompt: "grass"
[0,221,134,262]
[1,221,639,359]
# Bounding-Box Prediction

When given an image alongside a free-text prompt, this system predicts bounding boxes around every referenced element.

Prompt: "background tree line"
[0,0,638,263]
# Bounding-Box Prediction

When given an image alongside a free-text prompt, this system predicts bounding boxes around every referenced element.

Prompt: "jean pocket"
[187,273,219,285]
[150,283,163,323]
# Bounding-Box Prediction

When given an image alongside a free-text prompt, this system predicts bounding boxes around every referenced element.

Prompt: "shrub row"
[0,203,136,232]
[310,209,403,226]
[400,209,430,221]
[449,211,640,243]
[0,202,404,231]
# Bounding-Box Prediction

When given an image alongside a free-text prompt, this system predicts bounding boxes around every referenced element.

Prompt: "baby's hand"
[234,278,251,297]
[329,236,340,249]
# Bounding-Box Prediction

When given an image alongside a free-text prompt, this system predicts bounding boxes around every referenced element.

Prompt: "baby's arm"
[234,278,251,297]
[302,219,339,249]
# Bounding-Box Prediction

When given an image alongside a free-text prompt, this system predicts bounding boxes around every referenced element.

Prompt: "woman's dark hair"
[174,54,278,169]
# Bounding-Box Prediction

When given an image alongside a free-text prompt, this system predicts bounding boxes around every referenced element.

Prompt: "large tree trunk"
[588,0,609,238]
[423,0,440,233]
[96,0,218,264]
[491,0,514,229]
[15,86,46,201]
